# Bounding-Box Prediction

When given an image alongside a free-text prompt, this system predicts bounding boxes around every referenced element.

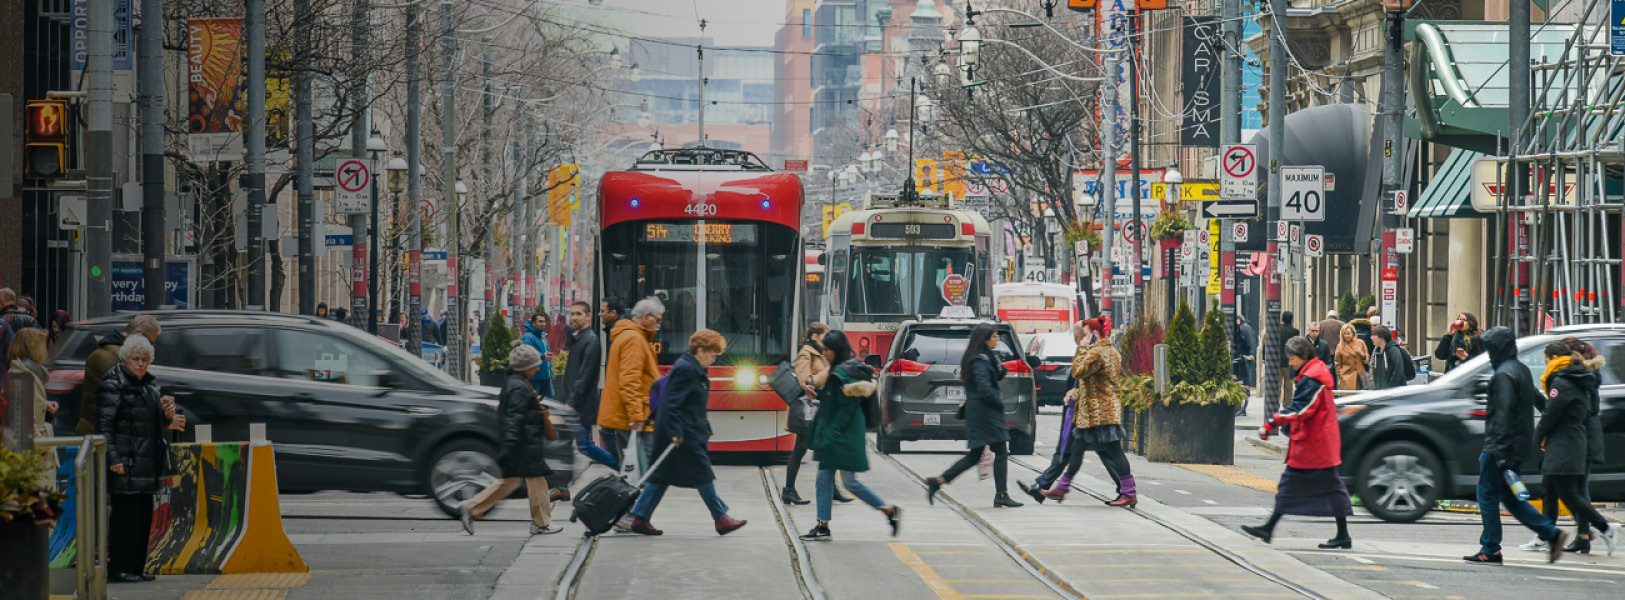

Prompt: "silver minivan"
[872,318,1039,455]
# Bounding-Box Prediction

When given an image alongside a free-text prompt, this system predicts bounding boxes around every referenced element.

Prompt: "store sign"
[1181,16,1221,147]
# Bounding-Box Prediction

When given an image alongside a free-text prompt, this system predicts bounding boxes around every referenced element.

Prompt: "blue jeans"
[629,481,729,521]
[1476,452,1557,554]
[530,378,554,399]
[816,469,886,523]
[576,426,617,470]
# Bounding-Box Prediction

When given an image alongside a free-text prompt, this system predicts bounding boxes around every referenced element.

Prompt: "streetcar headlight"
[736,366,758,390]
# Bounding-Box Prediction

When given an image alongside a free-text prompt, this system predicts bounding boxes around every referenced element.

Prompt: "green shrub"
[1356,294,1376,317]
[1166,301,1201,385]
[479,317,515,374]
[1337,291,1358,322]
[1198,306,1233,383]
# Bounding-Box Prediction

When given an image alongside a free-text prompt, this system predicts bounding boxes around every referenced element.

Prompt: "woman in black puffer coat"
[1535,340,1620,557]
[925,324,1023,509]
[459,345,558,536]
[98,335,184,583]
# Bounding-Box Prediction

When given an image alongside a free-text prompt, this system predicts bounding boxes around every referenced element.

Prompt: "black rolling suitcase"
[569,444,675,536]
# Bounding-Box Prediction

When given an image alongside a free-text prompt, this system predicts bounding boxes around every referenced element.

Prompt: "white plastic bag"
[977,446,994,481]
[619,433,645,480]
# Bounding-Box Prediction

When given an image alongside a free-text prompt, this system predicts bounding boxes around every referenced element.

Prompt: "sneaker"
[1463,552,1503,565]
[458,505,475,535]
[613,515,634,533]
[799,524,831,542]
[1603,523,1621,557]
[1517,534,1548,552]
[885,506,903,537]
[530,524,564,535]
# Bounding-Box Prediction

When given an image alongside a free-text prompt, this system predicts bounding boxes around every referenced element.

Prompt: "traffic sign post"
[335,159,374,214]
[1220,144,1257,200]
[1281,166,1326,221]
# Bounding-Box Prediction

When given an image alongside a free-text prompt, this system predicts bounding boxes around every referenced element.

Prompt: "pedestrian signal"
[25,100,68,179]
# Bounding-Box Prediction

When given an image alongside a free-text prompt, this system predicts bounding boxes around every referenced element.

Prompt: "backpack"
[1397,345,1417,382]
[647,373,672,413]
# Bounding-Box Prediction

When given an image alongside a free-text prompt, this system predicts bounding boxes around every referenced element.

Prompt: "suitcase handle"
[628,443,677,488]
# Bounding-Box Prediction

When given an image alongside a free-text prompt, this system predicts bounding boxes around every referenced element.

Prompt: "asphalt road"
[100,406,1625,600]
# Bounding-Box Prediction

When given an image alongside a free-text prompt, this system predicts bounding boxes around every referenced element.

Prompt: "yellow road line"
[180,591,287,600]
[1090,595,1294,599]
[892,542,966,600]
[960,595,1055,599]
[1175,463,1280,494]
[206,573,312,589]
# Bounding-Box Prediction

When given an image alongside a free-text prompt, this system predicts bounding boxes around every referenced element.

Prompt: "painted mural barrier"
[146,441,307,574]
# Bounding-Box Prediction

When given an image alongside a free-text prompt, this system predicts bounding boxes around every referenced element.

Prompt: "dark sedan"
[47,311,581,517]
[1337,325,1625,522]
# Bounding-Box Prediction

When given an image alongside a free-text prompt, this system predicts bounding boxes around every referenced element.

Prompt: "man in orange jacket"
[599,296,663,469]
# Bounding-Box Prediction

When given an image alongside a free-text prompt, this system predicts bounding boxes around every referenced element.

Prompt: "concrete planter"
[0,519,50,600]
[1141,400,1235,465]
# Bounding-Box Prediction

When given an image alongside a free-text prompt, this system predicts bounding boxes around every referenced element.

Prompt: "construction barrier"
[146,441,307,574]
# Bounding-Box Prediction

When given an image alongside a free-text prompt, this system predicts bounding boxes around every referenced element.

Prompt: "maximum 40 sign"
[1280,166,1326,222]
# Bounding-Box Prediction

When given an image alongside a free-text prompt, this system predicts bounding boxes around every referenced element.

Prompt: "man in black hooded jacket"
[1465,326,1565,564]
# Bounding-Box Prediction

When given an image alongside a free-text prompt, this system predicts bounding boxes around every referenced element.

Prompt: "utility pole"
[1128,8,1143,324]
[139,0,165,309]
[1378,6,1406,331]
[245,0,267,309]
[350,0,371,329]
[1100,53,1118,326]
[442,0,464,381]
[1261,0,1288,416]
[481,45,495,327]
[1509,0,1529,336]
[1220,0,1241,338]
[697,20,707,147]
[405,3,423,354]
[85,0,113,317]
[296,0,315,314]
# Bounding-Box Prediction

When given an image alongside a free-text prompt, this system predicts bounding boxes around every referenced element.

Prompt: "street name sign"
[1220,144,1257,200]
[1281,166,1326,221]
[335,158,373,214]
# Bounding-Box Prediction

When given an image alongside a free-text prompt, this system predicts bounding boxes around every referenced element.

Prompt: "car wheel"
[428,438,502,519]
[1357,440,1442,523]
[878,430,902,454]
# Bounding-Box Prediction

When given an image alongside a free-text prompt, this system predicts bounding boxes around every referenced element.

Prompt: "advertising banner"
[1181,16,1221,147]
[942,151,967,200]
[112,258,194,311]
[187,18,246,160]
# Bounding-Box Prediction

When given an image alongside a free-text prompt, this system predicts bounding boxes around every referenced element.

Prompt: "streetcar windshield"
[602,221,799,365]
[847,248,978,317]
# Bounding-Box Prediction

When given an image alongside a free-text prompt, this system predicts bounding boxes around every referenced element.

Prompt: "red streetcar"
[597,149,806,454]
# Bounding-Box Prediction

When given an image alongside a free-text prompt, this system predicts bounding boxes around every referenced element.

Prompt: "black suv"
[873,318,1040,455]
[48,311,581,517]
[1337,325,1625,522]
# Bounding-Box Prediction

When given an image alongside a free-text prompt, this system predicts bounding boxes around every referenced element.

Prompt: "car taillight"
[1002,360,1032,377]
[887,359,929,376]
[1036,364,1064,371]
[46,369,84,394]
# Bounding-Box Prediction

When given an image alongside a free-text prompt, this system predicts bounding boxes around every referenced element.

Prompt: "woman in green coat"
[798,331,902,542]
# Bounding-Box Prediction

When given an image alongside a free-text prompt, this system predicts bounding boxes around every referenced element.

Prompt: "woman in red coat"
[1242,336,1354,549]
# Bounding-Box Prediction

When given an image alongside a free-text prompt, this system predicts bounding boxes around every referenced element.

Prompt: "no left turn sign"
[336,158,374,214]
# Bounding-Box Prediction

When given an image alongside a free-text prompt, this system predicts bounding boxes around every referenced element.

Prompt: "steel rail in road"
[553,467,827,600]
[873,443,1082,599]
[1005,456,1333,600]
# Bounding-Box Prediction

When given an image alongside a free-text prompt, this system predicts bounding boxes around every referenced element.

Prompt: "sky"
[559,0,791,48]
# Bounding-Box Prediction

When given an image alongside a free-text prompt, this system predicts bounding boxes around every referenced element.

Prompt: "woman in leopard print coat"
[1043,317,1142,507]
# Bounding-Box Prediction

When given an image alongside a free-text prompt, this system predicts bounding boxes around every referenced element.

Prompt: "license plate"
[924,414,941,426]
[942,386,965,400]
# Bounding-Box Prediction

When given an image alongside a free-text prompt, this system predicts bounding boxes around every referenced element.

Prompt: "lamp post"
[1162,167,1184,321]
[885,128,900,153]
[366,130,386,334]
[387,152,408,327]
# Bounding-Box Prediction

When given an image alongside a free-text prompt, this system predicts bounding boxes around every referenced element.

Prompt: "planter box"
[479,372,507,388]
[0,519,50,600]
[1141,400,1235,465]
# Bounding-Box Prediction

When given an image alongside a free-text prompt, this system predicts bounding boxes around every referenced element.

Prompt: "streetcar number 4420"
[685,202,719,217]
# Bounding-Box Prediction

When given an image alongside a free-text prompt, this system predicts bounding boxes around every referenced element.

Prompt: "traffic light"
[25,100,68,179]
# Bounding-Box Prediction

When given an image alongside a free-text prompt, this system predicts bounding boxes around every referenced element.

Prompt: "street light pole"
[368,131,383,335]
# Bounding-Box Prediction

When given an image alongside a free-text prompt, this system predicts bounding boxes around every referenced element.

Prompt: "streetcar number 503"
[904,224,922,235]
[685,202,719,217]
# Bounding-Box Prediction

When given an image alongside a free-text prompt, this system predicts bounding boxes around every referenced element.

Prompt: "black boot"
[1017,480,1047,504]
[1319,514,1352,549]
[993,492,1024,508]
[832,488,854,503]
[781,487,810,506]
[1243,512,1282,544]
[925,477,942,505]
[1565,534,1592,555]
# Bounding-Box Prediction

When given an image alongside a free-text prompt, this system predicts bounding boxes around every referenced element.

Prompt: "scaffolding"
[1496,0,1625,331]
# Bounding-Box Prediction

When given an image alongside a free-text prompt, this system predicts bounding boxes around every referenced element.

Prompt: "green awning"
[1410,147,1487,219]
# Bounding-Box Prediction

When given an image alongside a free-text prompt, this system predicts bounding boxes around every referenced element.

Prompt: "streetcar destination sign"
[869,222,957,239]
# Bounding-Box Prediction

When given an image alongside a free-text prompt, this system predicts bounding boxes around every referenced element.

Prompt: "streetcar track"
[551,466,826,600]
[1005,455,1333,600]
[872,443,1084,600]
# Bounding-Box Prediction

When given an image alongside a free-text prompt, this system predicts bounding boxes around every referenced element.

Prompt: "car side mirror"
[1025,356,1041,369]
[1472,374,1491,397]
[864,354,883,368]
